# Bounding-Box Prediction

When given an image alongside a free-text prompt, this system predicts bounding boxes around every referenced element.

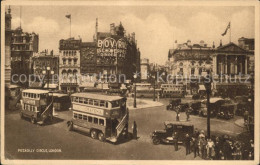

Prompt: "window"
[111,101,119,108]
[83,115,88,120]
[88,116,93,123]
[99,119,104,126]
[79,97,84,103]
[191,68,195,75]
[105,102,108,108]
[33,94,36,98]
[73,113,78,119]
[100,101,105,107]
[74,97,79,102]
[78,114,82,120]
[74,59,77,65]
[89,99,93,105]
[94,100,99,106]
[68,59,72,65]
[94,118,98,124]
[83,98,88,104]
[63,59,66,65]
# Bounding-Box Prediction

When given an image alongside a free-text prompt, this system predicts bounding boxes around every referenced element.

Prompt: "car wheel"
[68,121,73,131]
[31,116,36,124]
[98,132,105,142]
[90,130,98,139]
[152,138,160,145]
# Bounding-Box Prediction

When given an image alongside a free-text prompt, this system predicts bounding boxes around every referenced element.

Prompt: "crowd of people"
[182,129,254,160]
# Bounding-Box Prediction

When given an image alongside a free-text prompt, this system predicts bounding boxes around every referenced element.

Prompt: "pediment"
[217,43,247,52]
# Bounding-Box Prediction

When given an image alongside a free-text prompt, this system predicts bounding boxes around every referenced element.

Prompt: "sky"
[8,5,255,65]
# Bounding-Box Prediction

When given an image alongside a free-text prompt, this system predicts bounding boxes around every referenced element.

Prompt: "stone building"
[11,26,39,86]
[5,7,12,86]
[59,38,81,93]
[140,58,150,82]
[31,50,59,88]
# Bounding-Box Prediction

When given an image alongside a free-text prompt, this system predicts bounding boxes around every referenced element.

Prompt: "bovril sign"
[97,37,127,57]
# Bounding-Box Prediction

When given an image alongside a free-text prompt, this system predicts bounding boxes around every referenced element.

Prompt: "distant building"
[140,58,150,82]
[59,38,81,93]
[11,27,39,86]
[238,37,254,74]
[5,7,12,86]
[31,50,59,88]
[80,20,141,82]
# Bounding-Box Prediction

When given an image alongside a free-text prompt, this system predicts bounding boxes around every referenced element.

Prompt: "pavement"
[4,97,246,160]
[127,97,164,110]
[234,118,245,128]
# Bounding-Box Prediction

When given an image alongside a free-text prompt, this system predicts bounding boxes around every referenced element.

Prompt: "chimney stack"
[110,23,115,35]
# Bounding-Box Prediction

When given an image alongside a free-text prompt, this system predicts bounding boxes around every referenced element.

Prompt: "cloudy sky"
[9,5,255,64]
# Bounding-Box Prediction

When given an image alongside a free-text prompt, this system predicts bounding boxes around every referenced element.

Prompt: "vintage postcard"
[1,0,259,165]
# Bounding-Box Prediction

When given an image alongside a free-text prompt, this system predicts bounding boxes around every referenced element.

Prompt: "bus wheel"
[90,130,98,139]
[31,116,36,124]
[98,132,105,142]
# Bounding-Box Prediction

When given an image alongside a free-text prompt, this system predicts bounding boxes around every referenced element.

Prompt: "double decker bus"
[160,84,185,98]
[20,89,53,124]
[133,83,161,98]
[67,93,129,143]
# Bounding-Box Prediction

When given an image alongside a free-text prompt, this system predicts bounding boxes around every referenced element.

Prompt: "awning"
[44,84,58,89]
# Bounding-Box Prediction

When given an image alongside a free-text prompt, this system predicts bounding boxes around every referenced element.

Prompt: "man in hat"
[185,133,191,155]
[172,132,179,151]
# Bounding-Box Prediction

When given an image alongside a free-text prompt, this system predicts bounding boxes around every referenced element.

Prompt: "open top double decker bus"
[67,93,129,143]
[20,89,53,124]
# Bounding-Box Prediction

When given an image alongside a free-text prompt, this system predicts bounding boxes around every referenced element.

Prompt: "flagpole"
[229,22,231,43]
[70,16,71,38]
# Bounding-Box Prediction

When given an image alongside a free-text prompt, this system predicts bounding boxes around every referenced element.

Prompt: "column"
[235,56,238,74]
[225,55,228,74]
[245,56,248,74]
[212,55,217,75]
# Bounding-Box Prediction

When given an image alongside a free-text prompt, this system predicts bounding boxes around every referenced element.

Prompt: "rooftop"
[71,92,123,101]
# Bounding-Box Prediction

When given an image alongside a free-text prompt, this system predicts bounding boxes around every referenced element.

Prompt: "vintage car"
[234,96,249,116]
[199,98,225,117]
[189,100,201,115]
[166,98,181,110]
[151,121,194,145]
[216,104,234,120]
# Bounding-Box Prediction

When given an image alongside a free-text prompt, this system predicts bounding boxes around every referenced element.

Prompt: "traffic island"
[127,97,163,110]
[234,119,245,128]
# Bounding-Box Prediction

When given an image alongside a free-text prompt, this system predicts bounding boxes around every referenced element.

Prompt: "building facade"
[31,50,59,88]
[5,7,12,86]
[80,21,141,82]
[11,27,39,86]
[59,38,81,93]
[140,58,150,82]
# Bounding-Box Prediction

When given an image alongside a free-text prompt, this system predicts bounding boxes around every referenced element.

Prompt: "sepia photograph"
[1,0,259,164]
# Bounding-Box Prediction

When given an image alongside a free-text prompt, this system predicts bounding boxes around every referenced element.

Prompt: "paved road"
[4,98,244,160]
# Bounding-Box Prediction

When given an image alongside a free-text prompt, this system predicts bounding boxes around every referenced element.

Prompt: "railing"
[41,100,53,118]
[116,114,128,138]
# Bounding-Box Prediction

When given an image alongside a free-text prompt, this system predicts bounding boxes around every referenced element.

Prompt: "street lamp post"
[133,74,137,108]
[153,75,156,101]
[42,66,54,90]
[204,63,212,139]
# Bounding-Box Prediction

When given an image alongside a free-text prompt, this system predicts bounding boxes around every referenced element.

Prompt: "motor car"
[166,98,181,110]
[151,121,194,145]
[217,104,234,120]
[234,96,250,116]
[199,98,225,117]
[189,101,201,115]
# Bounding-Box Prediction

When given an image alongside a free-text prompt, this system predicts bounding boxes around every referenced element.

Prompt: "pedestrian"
[186,107,191,121]
[193,137,200,158]
[206,138,215,159]
[185,134,191,155]
[214,137,221,160]
[176,107,180,121]
[244,110,249,124]
[223,139,229,160]
[132,121,138,140]
[201,137,207,159]
[249,140,254,160]
[157,92,160,102]
[172,132,179,151]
